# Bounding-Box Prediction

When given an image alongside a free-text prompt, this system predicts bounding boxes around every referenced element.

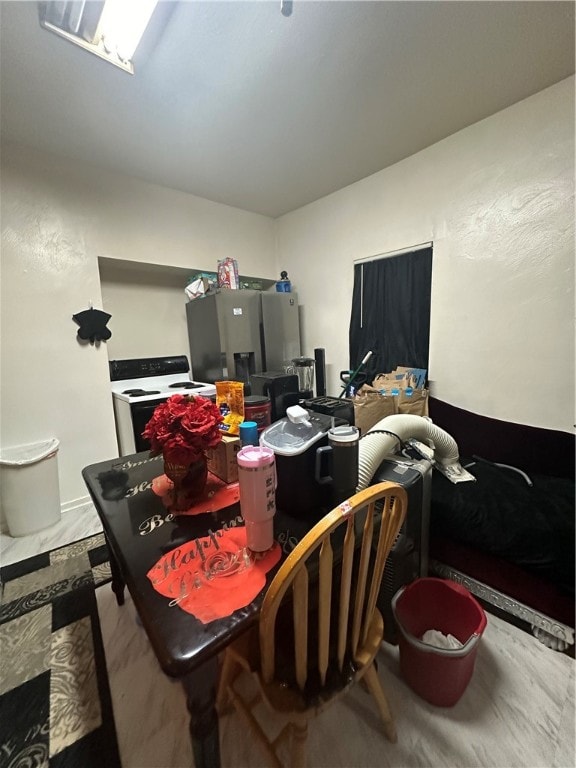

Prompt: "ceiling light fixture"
[39,0,159,74]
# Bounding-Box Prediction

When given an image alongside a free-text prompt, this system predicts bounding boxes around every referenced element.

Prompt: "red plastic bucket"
[392,578,487,707]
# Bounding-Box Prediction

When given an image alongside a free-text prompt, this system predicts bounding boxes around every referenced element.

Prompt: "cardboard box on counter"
[185,273,218,301]
[206,435,240,483]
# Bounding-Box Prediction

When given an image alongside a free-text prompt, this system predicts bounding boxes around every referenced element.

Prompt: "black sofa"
[426,397,575,651]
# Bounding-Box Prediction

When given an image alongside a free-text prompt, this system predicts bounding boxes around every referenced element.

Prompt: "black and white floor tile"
[0,530,119,768]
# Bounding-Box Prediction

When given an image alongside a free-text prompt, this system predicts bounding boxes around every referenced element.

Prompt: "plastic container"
[392,577,487,707]
[259,405,333,516]
[239,421,259,447]
[243,396,271,432]
[0,439,61,537]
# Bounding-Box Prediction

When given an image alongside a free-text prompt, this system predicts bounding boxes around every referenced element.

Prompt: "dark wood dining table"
[82,450,321,768]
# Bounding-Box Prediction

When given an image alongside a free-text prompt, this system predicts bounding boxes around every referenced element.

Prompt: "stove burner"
[122,389,162,397]
[169,382,204,389]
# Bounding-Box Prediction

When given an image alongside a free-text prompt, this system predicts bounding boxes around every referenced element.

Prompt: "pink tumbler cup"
[237,446,276,552]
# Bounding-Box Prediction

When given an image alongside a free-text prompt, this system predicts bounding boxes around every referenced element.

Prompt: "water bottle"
[315,425,360,506]
[239,421,259,447]
[237,446,276,551]
[275,270,292,292]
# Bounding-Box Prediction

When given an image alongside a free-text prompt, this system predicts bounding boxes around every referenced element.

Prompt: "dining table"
[82,450,322,768]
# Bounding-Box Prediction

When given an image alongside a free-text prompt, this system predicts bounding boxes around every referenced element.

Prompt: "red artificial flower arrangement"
[142,394,223,466]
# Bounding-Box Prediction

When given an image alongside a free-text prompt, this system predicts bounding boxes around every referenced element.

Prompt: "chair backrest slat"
[350,501,375,656]
[318,536,334,685]
[337,517,355,671]
[361,496,399,647]
[259,482,407,693]
[293,566,309,691]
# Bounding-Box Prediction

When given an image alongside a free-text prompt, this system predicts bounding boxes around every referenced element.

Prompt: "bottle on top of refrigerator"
[275,270,291,292]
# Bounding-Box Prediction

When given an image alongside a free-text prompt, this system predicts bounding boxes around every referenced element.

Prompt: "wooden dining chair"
[216,481,408,768]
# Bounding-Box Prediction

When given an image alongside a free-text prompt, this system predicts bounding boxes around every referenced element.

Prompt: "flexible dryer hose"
[356,414,461,491]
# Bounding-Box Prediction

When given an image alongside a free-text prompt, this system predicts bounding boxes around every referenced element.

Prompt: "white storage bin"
[0,439,61,537]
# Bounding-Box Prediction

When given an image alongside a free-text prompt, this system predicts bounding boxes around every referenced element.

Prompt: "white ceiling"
[1,1,574,218]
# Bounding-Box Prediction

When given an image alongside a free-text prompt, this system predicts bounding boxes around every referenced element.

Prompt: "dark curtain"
[349,247,433,384]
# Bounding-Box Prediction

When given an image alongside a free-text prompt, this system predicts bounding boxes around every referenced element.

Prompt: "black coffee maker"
[250,371,300,422]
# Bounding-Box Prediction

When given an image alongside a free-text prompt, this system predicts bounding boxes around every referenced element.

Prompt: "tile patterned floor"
[95,584,576,768]
[0,502,103,569]
[0,532,119,767]
[2,505,574,768]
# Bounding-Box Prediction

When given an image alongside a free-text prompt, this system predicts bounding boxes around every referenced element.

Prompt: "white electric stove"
[109,355,216,456]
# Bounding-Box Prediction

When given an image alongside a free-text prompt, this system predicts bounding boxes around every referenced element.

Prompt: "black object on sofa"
[427,397,575,650]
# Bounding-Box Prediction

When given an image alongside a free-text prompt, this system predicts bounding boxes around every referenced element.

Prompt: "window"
[349,244,433,384]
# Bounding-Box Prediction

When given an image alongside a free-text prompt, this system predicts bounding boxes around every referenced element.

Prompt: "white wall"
[99,261,191,362]
[276,77,575,433]
[1,76,573,533]
[0,144,276,524]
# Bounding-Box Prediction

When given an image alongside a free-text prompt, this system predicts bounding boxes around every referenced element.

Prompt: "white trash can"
[0,439,61,537]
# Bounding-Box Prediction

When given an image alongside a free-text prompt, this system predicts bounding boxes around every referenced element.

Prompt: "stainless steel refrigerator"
[186,289,301,384]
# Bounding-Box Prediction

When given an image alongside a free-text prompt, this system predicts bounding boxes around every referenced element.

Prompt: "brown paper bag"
[397,388,429,416]
[353,385,397,435]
